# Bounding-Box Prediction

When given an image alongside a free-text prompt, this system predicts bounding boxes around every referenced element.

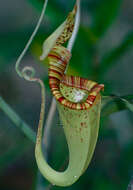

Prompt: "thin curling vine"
[15,0,48,162]
[35,0,104,187]
[15,0,48,85]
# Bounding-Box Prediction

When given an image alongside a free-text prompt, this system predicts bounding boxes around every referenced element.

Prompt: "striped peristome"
[48,44,104,110]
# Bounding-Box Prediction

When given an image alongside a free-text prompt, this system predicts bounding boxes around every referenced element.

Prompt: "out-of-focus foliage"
[100,32,133,75]
[91,0,122,38]
[0,0,133,190]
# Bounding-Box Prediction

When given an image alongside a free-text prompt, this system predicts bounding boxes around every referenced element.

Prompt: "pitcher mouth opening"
[56,77,104,110]
[60,83,89,103]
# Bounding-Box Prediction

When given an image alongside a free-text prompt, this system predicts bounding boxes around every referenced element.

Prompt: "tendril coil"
[15,0,48,83]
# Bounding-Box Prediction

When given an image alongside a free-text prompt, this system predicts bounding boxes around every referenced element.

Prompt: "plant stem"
[67,0,80,52]
[127,176,133,190]
[35,172,47,190]
[65,0,80,73]
[43,98,56,151]
[0,96,36,143]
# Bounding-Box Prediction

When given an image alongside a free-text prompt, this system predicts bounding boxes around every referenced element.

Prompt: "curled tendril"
[15,1,48,133]
[15,0,48,81]
[21,66,36,82]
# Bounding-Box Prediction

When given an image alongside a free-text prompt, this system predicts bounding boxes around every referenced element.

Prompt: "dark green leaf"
[0,96,36,143]
[102,95,133,116]
[91,0,123,38]
[101,96,126,117]
[121,98,133,112]
[100,32,133,74]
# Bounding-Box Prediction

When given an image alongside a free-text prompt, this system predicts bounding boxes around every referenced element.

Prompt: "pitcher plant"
[15,0,104,187]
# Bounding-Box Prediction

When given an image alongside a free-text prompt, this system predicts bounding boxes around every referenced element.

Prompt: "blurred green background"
[0,0,133,189]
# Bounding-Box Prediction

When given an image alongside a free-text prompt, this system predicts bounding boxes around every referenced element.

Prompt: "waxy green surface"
[35,0,102,186]
[35,84,101,186]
